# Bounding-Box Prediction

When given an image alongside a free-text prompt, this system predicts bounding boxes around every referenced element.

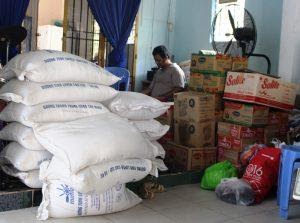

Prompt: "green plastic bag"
[200,160,238,190]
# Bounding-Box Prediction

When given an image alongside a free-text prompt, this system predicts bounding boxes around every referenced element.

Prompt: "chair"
[105,67,130,91]
[278,145,300,219]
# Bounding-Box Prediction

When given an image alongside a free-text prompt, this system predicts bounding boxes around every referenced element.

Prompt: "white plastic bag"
[1,165,42,188]
[0,79,118,105]
[103,92,171,120]
[0,122,44,150]
[37,182,141,220]
[215,177,254,206]
[151,141,165,159]
[0,101,109,127]
[0,50,120,85]
[130,119,169,140]
[33,113,161,174]
[40,158,167,194]
[0,142,52,171]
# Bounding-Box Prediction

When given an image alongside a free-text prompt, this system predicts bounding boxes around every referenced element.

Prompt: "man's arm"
[142,75,156,96]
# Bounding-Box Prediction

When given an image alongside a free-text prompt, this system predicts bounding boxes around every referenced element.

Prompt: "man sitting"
[143,45,185,101]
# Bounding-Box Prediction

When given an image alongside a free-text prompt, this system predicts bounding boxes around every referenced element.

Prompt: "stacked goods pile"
[218,70,298,167]
[0,50,169,220]
[190,51,248,122]
[163,92,217,171]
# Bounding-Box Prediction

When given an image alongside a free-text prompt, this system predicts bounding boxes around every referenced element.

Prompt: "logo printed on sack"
[226,74,245,86]
[57,184,75,204]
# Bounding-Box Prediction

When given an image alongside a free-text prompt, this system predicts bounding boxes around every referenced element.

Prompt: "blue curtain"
[88,0,141,68]
[0,0,30,65]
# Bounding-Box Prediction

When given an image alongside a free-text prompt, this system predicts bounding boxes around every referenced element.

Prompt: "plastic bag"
[200,160,238,190]
[242,147,281,203]
[215,177,254,206]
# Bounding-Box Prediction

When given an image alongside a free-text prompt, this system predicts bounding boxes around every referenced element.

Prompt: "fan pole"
[247,53,271,74]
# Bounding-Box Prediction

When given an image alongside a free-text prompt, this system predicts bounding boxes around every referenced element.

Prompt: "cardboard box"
[224,71,298,111]
[218,147,241,165]
[215,93,224,111]
[164,141,217,171]
[231,57,248,70]
[190,51,232,72]
[189,72,204,91]
[174,119,215,148]
[189,72,226,93]
[268,110,289,125]
[218,122,265,139]
[215,110,224,122]
[174,92,215,122]
[223,101,269,126]
[217,135,259,152]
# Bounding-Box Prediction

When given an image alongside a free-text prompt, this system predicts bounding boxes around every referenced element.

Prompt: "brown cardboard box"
[217,135,259,152]
[224,71,298,111]
[189,72,204,92]
[189,71,226,93]
[223,101,269,126]
[218,147,241,165]
[218,122,265,139]
[174,92,215,122]
[268,110,289,125]
[174,119,215,147]
[190,51,232,72]
[215,93,224,111]
[215,110,224,122]
[232,57,248,70]
[164,141,217,171]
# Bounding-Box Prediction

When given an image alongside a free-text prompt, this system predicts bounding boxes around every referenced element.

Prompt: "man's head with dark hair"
[152,45,170,59]
[152,45,171,69]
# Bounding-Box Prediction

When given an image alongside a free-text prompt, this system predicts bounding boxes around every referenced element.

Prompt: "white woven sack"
[1,165,42,188]
[0,50,120,85]
[33,113,161,174]
[0,142,52,171]
[151,141,165,159]
[0,122,44,150]
[103,92,171,120]
[40,158,167,194]
[37,182,141,220]
[0,79,118,105]
[130,119,169,140]
[0,101,109,127]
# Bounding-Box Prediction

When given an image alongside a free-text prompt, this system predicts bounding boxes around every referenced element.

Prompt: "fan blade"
[224,38,233,55]
[228,10,236,31]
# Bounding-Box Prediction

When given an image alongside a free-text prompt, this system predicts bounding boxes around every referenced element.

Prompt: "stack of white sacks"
[0,50,170,220]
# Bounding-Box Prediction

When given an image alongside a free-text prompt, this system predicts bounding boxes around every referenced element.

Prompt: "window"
[213,0,245,42]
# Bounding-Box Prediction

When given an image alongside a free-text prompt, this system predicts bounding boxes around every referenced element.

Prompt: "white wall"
[278,0,300,84]
[246,0,283,75]
[173,0,213,63]
[135,0,176,91]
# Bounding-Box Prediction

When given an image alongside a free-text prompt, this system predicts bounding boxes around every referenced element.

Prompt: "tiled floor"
[1,183,300,223]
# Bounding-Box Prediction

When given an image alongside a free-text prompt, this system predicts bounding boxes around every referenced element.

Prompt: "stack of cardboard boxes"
[218,70,298,167]
[189,51,233,122]
[163,92,217,171]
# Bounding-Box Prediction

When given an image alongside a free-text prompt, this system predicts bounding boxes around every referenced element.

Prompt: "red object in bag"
[242,148,281,204]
